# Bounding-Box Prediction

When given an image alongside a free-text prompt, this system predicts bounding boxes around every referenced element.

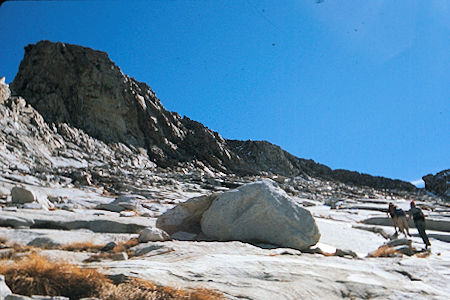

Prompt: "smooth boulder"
[138,227,170,243]
[201,179,320,250]
[11,187,54,210]
[11,187,36,204]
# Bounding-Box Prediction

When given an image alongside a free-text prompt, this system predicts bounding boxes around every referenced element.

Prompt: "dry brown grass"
[112,238,139,253]
[0,252,109,298]
[0,253,225,300]
[368,245,400,258]
[99,278,225,300]
[62,241,105,252]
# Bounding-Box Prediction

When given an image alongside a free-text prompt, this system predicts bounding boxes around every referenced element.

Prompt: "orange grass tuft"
[0,252,109,298]
[112,238,139,253]
[62,241,104,252]
[368,245,399,258]
[99,278,225,300]
[0,253,225,300]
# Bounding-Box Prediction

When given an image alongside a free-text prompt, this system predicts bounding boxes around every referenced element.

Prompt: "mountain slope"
[10,40,415,191]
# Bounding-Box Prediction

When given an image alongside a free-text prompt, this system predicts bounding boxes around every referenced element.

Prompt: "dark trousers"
[414,219,431,246]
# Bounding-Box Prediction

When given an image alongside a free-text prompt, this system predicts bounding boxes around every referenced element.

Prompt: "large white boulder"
[201,179,320,250]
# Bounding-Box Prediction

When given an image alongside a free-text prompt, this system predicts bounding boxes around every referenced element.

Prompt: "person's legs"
[415,220,431,247]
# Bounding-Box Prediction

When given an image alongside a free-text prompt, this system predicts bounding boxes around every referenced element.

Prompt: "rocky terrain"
[0,41,449,300]
[423,169,449,201]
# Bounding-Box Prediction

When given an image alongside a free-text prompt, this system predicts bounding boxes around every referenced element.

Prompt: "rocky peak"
[423,169,449,201]
[11,41,237,170]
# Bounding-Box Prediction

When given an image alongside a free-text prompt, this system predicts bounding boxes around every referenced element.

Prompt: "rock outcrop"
[201,180,321,250]
[423,169,449,201]
[156,194,218,235]
[9,40,416,192]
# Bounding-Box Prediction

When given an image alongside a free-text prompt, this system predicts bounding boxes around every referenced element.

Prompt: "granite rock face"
[423,169,449,201]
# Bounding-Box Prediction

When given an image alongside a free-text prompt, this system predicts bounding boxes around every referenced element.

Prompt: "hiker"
[387,203,410,237]
[409,201,431,249]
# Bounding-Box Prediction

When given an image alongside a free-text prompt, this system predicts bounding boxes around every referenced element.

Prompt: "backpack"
[394,208,405,217]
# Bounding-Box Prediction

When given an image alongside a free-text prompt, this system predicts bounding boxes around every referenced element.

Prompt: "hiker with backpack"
[409,201,431,249]
[387,203,410,237]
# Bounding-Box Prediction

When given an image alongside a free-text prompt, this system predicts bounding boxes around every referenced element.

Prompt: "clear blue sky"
[1,0,449,183]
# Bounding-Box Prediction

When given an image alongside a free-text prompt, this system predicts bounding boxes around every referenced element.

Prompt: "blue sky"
[0,0,449,183]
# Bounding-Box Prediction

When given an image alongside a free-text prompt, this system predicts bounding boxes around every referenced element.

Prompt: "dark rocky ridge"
[423,169,449,201]
[11,41,415,191]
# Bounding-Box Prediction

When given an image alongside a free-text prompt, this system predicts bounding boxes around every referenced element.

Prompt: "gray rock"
[386,238,412,248]
[95,203,125,213]
[27,237,61,248]
[11,186,36,204]
[0,215,35,228]
[131,243,173,257]
[111,252,128,261]
[10,187,54,211]
[0,275,12,298]
[171,231,197,241]
[156,194,218,234]
[201,180,321,250]
[0,77,10,103]
[423,169,449,201]
[101,241,117,252]
[6,295,32,300]
[138,227,170,243]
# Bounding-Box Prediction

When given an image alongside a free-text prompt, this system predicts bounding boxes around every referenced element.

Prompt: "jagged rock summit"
[423,169,449,201]
[11,40,416,191]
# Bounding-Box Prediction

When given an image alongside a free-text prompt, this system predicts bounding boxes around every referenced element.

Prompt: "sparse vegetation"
[62,241,105,252]
[112,238,139,253]
[368,245,399,258]
[0,252,225,299]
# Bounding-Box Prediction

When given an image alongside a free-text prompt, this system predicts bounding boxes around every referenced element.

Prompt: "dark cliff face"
[11,41,240,171]
[11,40,416,192]
[423,169,449,201]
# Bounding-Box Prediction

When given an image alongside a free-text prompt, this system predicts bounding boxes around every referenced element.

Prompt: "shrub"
[0,253,225,299]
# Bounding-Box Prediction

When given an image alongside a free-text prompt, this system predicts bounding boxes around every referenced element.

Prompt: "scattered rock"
[11,187,36,204]
[335,249,358,259]
[101,241,117,252]
[6,295,32,300]
[171,231,197,241]
[0,275,12,298]
[0,77,10,103]
[386,238,412,248]
[95,203,125,213]
[201,180,321,250]
[111,252,128,261]
[138,227,170,243]
[119,211,136,217]
[0,215,35,228]
[27,237,61,248]
[131,243,173,257]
